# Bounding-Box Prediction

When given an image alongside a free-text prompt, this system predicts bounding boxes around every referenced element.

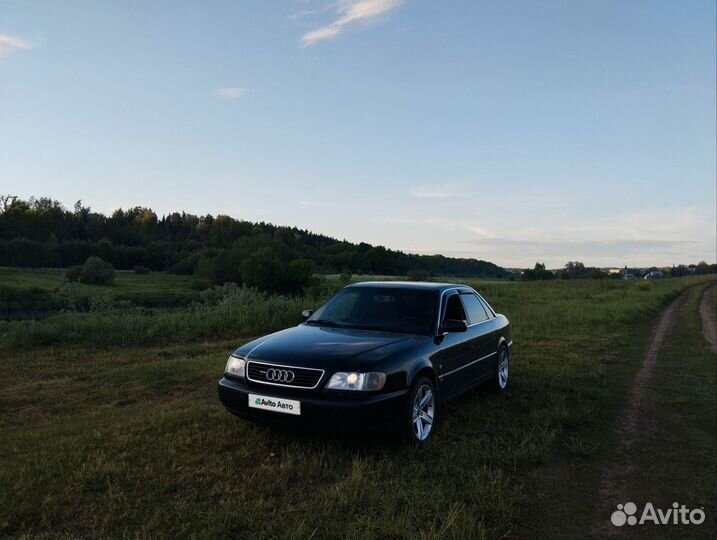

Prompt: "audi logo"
[265,368,295,383]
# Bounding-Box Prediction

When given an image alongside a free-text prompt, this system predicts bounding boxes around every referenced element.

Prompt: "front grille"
[246,361,324,389]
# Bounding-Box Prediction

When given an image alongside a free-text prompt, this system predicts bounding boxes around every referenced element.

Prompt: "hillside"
[0,196,506,291]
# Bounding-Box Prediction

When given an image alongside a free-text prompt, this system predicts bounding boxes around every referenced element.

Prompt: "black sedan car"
[218,282,512,443]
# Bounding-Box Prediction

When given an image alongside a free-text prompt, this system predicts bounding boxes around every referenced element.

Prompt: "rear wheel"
[490,346,509,392]
[404,376,437,443]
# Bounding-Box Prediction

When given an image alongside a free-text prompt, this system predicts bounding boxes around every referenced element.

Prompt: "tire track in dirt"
[613,292,687,449]
[699,284,716,354]
[591,291,688,537]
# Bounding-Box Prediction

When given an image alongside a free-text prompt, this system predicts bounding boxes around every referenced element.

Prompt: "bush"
[79,257,115,286]
[239,249,283,291]
[132,265,150,274]
[285,258,315,292]
[407,268,431,281]
[52,282,90,311]
[585,268,608,279]
[196,251,242,284]
[522,262,555,281]
[168,255,199,275]
[339,268,352,283]
[190,278,212,291]
[64,265,83,283]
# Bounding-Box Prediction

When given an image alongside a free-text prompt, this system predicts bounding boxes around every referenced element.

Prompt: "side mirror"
[441,319,467,333]
[301,309,314,319]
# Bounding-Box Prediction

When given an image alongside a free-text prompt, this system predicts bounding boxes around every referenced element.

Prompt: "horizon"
[1,1,715,268]
[6,192,713,271]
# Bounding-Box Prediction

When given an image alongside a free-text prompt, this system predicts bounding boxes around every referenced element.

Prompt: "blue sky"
[1,0,715,268]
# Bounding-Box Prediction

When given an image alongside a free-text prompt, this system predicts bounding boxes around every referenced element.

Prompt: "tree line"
[521,260,716,281]
[0,195,507,292]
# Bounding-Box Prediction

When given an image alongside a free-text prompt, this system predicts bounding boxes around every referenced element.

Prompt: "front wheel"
[404,377,437,444]
[490,346,509,392]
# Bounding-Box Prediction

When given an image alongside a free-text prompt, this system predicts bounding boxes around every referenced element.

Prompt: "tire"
[490,346,510,392]
[403,376,437,444]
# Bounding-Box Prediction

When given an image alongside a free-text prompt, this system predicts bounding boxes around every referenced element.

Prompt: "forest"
[0,195,507,292]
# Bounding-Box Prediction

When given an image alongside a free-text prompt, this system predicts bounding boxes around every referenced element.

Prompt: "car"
[218,281,512,443]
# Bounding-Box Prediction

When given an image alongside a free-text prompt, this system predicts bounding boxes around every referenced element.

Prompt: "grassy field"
[0,267,200,317]
[0,273,715,539]
[0,267,198,295]
[594,284,716,539]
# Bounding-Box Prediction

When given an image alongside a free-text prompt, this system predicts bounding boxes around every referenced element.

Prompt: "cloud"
[372,203,716,267]
[301,0,404,47]
[289,1,339,21]
[459,237,706,268]
[466,226,493,238]
[454,209,714,267]
[215,87,248,100]
[0,33,33,58]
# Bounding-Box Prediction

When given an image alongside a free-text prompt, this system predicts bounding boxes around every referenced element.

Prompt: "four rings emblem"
[266,368,295,383]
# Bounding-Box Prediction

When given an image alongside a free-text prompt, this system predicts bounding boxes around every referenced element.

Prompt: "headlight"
[326,372,386,391]
[225,356,246,378]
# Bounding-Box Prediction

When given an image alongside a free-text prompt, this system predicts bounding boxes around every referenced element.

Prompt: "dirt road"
[592,292,688,537]
[593,283,716,537]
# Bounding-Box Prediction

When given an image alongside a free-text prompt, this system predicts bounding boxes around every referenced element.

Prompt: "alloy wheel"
[498,349,509,389]
[411,384,435,441]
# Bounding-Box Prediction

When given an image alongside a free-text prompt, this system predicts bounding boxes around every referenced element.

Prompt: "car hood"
[234,324,429,371]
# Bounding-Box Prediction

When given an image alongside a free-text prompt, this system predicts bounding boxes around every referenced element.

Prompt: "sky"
[1,0,715,268]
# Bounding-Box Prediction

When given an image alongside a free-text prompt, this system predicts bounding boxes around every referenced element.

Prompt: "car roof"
[347,281,470,292]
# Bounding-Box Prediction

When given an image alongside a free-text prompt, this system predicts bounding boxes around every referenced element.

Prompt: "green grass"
[0,267,200,314]
[0,266,196,294]
[1,275,701,350]
[0,285,311,349]
[0,276,714,539]
[592,283,716,539]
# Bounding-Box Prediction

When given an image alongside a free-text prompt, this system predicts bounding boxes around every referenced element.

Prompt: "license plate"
[248,393,301,416]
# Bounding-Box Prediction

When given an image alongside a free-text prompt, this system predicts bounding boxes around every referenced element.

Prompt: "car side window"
[461,293,489,324]
[443,294,467,322]
[477,295,495,318]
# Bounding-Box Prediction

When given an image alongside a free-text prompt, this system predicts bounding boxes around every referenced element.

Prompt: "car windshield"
[307,287,438,335]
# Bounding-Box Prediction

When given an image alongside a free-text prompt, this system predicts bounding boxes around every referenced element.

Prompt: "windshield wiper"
[349,324,392,332]
[305,319,346,328]
[350,324,425,335]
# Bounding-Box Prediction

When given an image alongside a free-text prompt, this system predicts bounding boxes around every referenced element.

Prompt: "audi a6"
[218,281,512,443]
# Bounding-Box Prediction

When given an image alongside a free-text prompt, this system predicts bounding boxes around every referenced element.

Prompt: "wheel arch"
[406,360,437,389]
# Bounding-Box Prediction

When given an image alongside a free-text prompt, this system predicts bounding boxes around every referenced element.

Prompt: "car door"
[433,291,479,396]
[460,292,497,380]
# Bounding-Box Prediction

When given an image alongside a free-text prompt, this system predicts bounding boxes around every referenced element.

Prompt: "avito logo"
[611,502,706,527]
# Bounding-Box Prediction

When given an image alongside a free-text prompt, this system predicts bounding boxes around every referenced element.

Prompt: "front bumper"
[218,377,408,432]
